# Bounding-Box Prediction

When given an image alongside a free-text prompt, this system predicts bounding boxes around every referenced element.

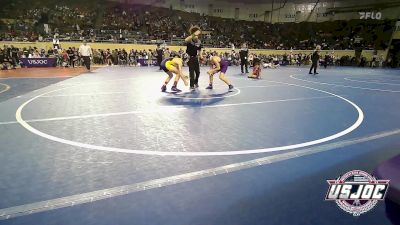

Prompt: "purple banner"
[21,58,56,68]
[137,59,158,66]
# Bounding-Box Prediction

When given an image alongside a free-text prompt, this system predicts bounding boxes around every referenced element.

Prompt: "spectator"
[78,40,93,70]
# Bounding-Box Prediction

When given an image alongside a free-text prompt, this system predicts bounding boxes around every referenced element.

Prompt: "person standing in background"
[112,49,118,65]
[106,49,112,66]
[0,48,7,70]
[201,49,207,66]
[239,43,249,74]
[79,40,93,71]
[67,47,74,67]
[309,45,321,75]
[324,54,329,69]
[164,48,171,59]
[53,37,60,50]
[148,49,154,67]
[73,48,80,67]
[156,44,164,70]
[10,45,18,69]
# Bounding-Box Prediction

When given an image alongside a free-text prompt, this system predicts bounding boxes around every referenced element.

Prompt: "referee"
[185,26,202,90]
[239,43,249,74]
[79,40,93,71]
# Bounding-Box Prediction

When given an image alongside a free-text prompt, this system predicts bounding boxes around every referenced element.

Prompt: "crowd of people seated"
[0,44,391,70]
[0,1,396,51]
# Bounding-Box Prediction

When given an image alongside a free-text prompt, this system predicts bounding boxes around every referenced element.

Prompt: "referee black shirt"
[311,51,320,64]
[239,48,248,60]
[156,48,163,58]
[186,40,202,57]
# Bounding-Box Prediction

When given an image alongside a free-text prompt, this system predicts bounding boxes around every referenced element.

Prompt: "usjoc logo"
[27,59,48,65]
[325,170,389,216]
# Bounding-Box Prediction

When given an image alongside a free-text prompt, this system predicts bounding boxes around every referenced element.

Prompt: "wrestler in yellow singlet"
[161,56,189,92]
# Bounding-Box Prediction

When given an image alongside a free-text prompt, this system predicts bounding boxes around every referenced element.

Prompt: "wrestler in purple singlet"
[206,57,234,90]
[219,59,229,73]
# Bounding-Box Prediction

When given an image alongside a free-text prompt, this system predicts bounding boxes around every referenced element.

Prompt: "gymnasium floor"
[0,66,399,225]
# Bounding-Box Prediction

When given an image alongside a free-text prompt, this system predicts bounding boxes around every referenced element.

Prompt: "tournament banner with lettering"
[21,58,56,68]
[137,59,158,66]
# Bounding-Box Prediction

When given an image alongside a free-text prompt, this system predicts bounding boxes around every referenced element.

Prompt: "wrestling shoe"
[171,86,182,92]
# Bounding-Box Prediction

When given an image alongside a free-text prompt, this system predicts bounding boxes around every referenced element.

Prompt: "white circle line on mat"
[344,77,400,86]
[15,80,364,156]
[0,83,11,94]
[290,75,400,93]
